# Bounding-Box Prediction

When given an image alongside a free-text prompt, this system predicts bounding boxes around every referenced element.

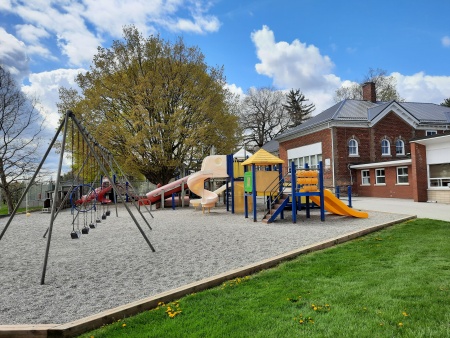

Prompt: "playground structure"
[0,110,156,284]
[187,155,228,212]
[240,149,369,223]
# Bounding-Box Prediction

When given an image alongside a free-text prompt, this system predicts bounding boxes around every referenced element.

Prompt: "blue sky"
[1,0,450,172]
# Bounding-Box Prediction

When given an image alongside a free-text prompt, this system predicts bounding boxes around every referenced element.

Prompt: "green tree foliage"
[334,68,404,102]
[59,26,239,184]
[283,89,314,127]
[440,98,450,107]
[0,66,43,213]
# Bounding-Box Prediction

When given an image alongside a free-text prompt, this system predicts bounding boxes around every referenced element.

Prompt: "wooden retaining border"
[0,215,416,338]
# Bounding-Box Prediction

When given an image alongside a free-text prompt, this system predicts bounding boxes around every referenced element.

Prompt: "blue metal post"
[348,185,352,208]
[252,163,257,222]
[319,161,325,221]
[291,161,297,223]
[171,193,176,210]
[336,185,340,199]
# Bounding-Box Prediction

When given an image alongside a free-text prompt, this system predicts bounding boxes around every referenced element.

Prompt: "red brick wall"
[355,166,413,198]
[279,110,443,199]
[279,129,333,187]
[410,143,428,202]
[370,112,416,161]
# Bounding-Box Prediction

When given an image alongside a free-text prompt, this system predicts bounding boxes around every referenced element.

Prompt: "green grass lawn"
[0,203,41,215]
[79,219,450,338]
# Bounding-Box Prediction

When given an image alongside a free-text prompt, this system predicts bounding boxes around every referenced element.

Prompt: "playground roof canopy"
[241,148,284,166]
[233,147,252,160]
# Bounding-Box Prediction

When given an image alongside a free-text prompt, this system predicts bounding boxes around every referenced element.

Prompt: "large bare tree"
[334,68,404,102]
[239,87,291,150]
[0,66,43,213]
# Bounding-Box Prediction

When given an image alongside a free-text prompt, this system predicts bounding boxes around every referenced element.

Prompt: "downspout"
[329,123,336,189]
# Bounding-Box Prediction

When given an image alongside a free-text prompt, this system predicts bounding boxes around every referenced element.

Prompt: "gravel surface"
[0,203,412,325]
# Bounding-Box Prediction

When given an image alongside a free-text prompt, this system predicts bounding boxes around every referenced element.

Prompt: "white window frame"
[429,163,450,188]
[381,139,390,156]
[375,168,386,185]
[396,166,409,185]
[426,130,437,136]
[361,170,370,185]
[395,139,405,156]
[348,139,358,156]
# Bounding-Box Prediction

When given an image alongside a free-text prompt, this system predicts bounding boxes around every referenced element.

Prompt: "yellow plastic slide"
[308,190,369,218]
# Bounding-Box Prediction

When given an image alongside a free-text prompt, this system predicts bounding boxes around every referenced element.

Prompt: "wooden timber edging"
[0,215,416,338]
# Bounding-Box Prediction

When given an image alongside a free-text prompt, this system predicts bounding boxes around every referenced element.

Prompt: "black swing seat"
[96,218,101,223]
[71,230,82,239]
[89,222,96,229]
[106,210,111,216]
[82,226,90,234]
[102,214,107,220]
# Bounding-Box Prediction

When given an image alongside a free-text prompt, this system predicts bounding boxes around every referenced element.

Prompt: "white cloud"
[442,36,450,48]
[251,26,338,89]
[225,83,244,98]
[3,0,220,67]
[15,23,49,44]
[392,71,450,104]
[0,27,29,80]
[0,0,12,10]
[250,25,342,114]
[21,68,86,129]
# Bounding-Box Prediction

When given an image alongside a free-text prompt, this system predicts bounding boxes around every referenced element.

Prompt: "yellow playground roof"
[241,148,284,166]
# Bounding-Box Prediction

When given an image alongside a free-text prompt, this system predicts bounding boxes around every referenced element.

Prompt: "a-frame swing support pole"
[69,112,156,252]
[41,112,70,285]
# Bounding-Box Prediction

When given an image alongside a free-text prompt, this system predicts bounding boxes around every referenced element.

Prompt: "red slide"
[145,176,191,204]
[75,185,112,205]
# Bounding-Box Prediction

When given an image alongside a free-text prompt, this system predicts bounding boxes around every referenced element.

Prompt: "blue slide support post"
[291,160,297,223]
[319,161,325,221]
[252,163,257,222]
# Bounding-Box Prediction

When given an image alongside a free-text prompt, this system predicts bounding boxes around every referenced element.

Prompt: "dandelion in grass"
[122,323,126,327]
[398,322,403,327]
[402,311,408,317]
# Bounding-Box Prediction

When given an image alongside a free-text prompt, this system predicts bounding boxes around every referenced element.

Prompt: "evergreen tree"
[440,98,450,107]
[283,89,314,127]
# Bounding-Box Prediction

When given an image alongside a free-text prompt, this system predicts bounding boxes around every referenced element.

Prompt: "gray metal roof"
[261,139,279,153]
[276,99,450,141]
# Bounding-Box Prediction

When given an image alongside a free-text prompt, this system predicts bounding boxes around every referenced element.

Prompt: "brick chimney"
[362,82,376,102]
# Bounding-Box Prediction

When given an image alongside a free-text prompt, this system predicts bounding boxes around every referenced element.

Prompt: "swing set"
[0,110,156,284]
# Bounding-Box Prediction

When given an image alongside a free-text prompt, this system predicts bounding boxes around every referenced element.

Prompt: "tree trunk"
[0,184,14,215]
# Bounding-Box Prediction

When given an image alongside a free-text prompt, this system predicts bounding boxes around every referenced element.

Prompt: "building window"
[361,170,370,185]
[426,130,437,136]
[397,167,409,184]
[429,163,450,187]
[381,139,390,156]
[348,139,358,156]
[375,168,385,184]
[395,139,405,156]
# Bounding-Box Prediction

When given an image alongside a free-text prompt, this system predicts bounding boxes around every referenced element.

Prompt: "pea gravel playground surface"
[0,204,413,325]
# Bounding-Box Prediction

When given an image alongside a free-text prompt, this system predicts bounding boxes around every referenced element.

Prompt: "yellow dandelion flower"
[402,311,408,317]
[122,323,126,327]
[398,322,403,327]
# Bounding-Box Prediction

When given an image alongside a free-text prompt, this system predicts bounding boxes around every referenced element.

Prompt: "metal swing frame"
[0,110,156,285]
